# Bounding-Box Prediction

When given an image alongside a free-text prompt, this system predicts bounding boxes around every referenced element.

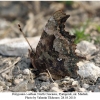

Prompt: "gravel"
[50,87,63,92]
[82,83,89,89]
[14,78,24,85]
[0,86,3,92]
[77,61,100,82]
[0,1,100,92]
[72,81,79,86]
[23,69,31,75]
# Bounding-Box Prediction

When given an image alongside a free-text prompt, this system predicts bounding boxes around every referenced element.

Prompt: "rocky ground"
[0,1,100,92]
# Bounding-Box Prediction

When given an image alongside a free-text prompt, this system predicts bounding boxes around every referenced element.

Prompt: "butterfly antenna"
[18,24,34,52]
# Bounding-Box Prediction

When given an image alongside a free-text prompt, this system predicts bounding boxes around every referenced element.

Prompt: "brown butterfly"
[19,10,85,80]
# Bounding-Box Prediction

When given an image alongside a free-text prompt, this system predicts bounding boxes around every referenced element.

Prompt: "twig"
[46,69,55,83]
[0,57,21,74]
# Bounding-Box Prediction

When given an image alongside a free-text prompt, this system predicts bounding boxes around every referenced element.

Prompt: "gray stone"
[16,74,23,79]
[1,73,12,80]
[0,81,6,87]
[12,80,28,92]
[82,83,89,89]
[88,85,95,92]
[77,61,100,82]
[27,80,35,91]
[1,73,7,78]
[72,81,79,86]
[94,86,100,92]
[5,82,12,87]
[49,82,59,88]
[62,81,68,85]
[41,82,50,87]
[62,80,72,85]
[76,40,97,59]
[14,78,24,85]
[70,78,74,82]
[0,86,3,91]
[40,86,48,90]
[50,87,63,92]
[78,88,87,92]
[5,86,9,90]
[23,69,31,75]
[38,72,49,81]
[0,36,40,56]
[40,90,46,92]
[64,77,70,81]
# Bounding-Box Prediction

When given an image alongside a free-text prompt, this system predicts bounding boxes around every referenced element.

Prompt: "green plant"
[90,22,100,33]
[70,22,90,44]
[61,1,73,6]
[94,36,100,44]
[96,25,100,33]
[65,1,73,5]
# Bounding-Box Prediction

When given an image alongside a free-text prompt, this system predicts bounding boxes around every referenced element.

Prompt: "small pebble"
[72,81,79,86]
[70,78,74,82]
[79,88,87,92]
[12,80,28,92]
[0,77,3,80]
[1,73,7,78]
[27,80,35,91]
[64,77,70,81]
[98,85,100,89]
[41,82,50,87]
[38,76,49,82]
[27,91,33,92]
[94,87,100,92]
[50,87,62,92]
[97,77,100,82]
[38,72,49,81]
[16,74,23,79]
[0,81,6,87]
[23,69,30,75]
[33,87,38,92]
[49,82,58,88]
[82,83,89,89]
[29,79,35,83]
[62,80,71,85]
[0,86,3,91]
[1,73,12,80]
[62,81,67,85]
[14,79,23,85]
[40,90,46,92]
[40,86,48,90]
[6,82,12,87]
[5,86,9,90]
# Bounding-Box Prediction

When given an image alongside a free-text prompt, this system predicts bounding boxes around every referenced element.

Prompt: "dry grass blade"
[46,69,55,83]
[0,57,21,74]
